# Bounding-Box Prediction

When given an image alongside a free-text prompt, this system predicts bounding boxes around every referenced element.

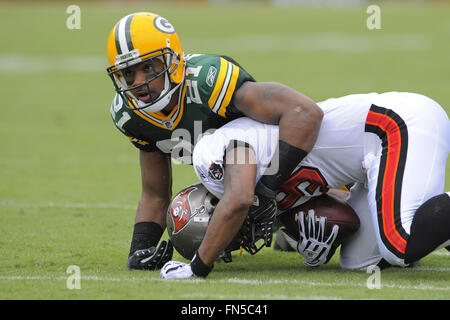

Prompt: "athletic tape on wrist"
[261,140,307,191]
[129,222,163,256]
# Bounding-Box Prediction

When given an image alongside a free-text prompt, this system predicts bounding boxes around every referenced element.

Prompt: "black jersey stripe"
[114,22,122,55]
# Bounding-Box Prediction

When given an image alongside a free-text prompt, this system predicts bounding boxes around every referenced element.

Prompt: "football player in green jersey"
[106,12,323,274]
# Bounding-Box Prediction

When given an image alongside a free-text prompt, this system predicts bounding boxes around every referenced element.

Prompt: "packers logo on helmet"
[106,12,185,112]
[153,16,175,34]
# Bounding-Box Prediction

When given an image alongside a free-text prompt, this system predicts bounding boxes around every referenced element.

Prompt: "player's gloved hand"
[296,210,339,267]
[127,240,173,270]
[160,261,194,280]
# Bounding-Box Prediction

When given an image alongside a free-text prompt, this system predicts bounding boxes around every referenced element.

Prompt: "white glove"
[160,261,194,280]
[296,209,339,267]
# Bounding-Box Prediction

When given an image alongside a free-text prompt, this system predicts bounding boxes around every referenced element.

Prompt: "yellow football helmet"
[106,12,185,112]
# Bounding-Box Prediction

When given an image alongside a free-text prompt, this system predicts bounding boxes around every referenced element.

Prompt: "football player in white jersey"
[161,91,450,279]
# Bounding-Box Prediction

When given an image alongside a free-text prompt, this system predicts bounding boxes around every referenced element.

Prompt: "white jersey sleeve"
[192,117,278,198]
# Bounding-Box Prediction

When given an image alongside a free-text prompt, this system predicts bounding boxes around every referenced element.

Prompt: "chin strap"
[139,60,186,113]
[139,78,183,113]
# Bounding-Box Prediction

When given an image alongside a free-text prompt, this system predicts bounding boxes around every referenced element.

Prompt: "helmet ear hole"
[210,197,219,207]
[205,193,219,211]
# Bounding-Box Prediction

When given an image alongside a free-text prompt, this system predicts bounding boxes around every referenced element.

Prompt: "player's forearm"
[237,82,323,194]
[197,197,251,266]
[278,100,323,153]
[135,192,170,227]
[234,82,323,150]
[137,150,172,227]
[128,193,170,256]
[197,146,257,266]
[258,82,323,152]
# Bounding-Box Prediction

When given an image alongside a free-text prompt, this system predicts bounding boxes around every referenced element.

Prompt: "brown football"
[278,194,360,244]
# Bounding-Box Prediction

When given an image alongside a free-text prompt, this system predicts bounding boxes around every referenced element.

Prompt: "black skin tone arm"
[197,145,258,266]
[135,150,172,227]
[233,81,323,153]
[197,82,323,267]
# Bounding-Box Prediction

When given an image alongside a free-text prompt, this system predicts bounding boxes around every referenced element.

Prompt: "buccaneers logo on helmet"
[169,186,207,234]
[170,186,196,234]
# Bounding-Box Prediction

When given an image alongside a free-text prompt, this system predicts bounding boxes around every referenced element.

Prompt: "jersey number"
[185,66,203,104]
[277,166,329,210]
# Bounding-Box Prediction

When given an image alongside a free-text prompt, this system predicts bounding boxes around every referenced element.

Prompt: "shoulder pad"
[185,54,241,117]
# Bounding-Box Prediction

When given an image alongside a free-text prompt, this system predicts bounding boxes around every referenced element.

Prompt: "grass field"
[0,1,449,301]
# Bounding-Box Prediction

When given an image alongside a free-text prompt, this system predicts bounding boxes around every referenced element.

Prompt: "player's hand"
[160,261,194,280]
[296,210,339,267]
[127,240,173,270]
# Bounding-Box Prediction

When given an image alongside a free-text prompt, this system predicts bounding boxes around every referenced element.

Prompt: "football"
[278,194,360,244]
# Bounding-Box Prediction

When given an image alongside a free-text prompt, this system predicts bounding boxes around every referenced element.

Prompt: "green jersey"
[109,54,255,161]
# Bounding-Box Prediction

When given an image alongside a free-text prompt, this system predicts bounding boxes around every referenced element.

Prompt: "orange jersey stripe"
[366,110,407,253]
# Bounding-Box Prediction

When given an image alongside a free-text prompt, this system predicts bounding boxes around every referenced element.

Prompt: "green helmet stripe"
[124,14,135,52]
[114,14,135,55]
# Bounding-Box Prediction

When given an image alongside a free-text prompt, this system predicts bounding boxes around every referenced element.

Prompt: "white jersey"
[193,92,377,207]
[193,91,450,268]
[276,93,377,210]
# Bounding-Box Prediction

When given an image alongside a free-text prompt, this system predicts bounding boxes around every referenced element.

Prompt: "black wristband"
[190,251,213,278]
[260,140,307,191]
[129,221,163,256]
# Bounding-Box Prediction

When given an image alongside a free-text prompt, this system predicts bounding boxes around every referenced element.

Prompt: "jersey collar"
[128,80,186,130]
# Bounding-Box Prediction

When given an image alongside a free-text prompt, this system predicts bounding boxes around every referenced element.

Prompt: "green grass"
[0,1,449,300]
